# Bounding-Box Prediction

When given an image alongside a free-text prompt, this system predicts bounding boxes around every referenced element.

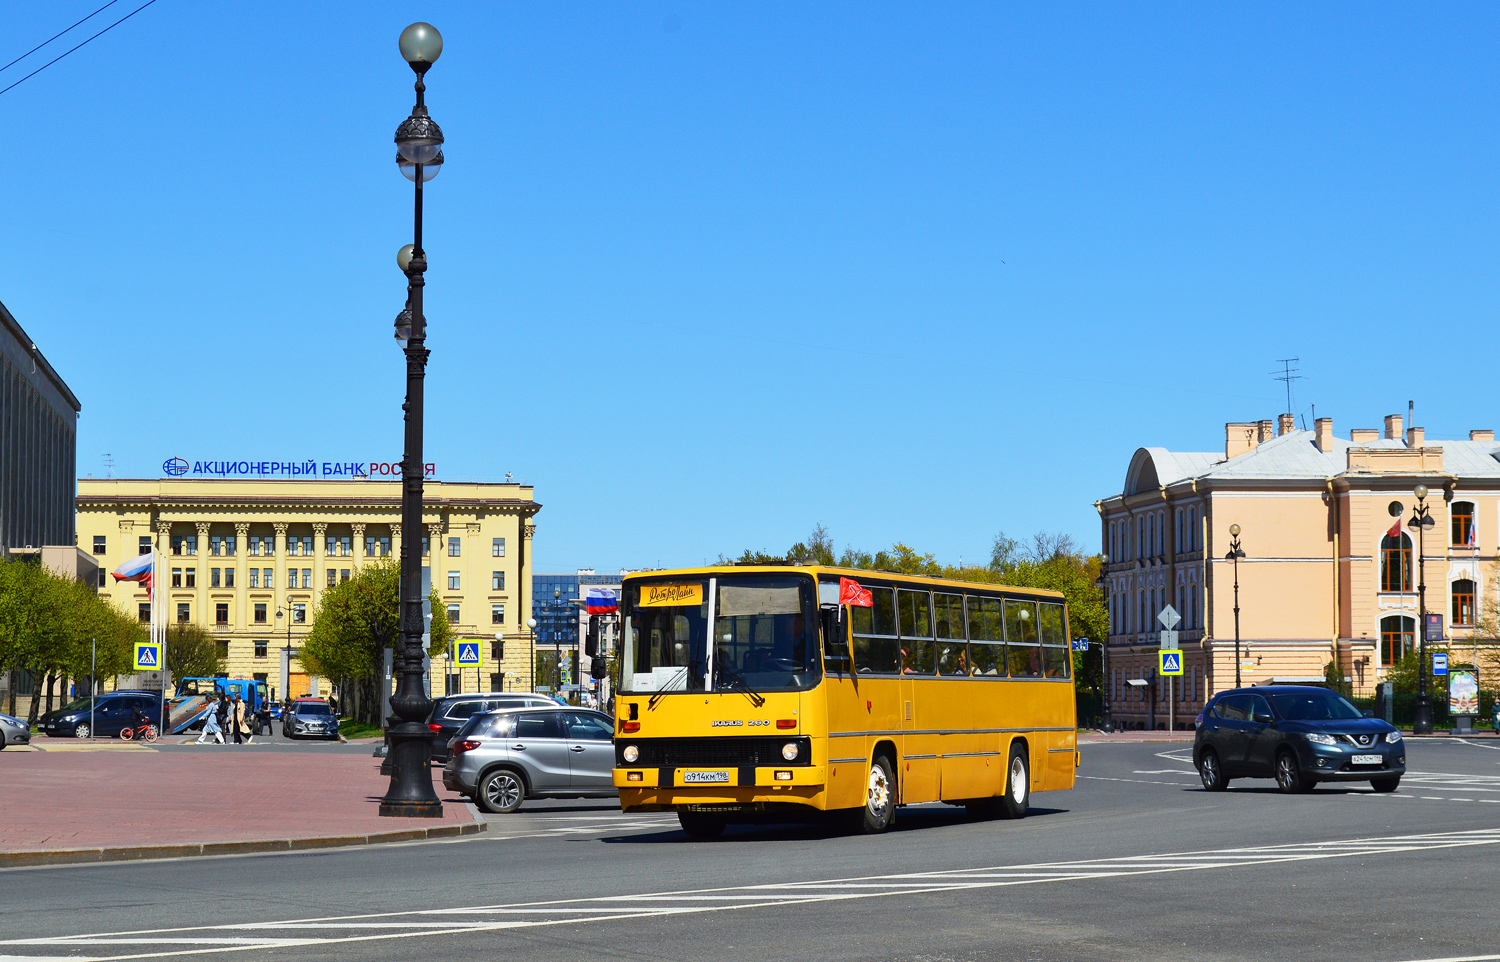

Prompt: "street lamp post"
[527,617,538,692]
[1226,524,1246,688]
[1410,484,1435,735]
[1095,554,1112,732]
[381,21,446,819]
[274,603,295,702]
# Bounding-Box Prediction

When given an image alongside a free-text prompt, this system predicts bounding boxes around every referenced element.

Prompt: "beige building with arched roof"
[1097,413,1498,728]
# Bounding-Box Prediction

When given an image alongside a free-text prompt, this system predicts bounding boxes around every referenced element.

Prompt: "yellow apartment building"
[1098,413,1497,727]
[77,478,540,702]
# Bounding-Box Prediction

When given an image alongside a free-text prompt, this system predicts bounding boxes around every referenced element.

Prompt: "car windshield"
[619,573,820,694]
[58,697,96,713]
[296,704,333,716]
[1270,691,1364,721]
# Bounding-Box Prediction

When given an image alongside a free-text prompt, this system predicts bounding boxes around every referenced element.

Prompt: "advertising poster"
[1449,669,1480,716]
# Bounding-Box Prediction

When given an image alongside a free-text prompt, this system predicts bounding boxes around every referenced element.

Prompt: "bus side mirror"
[820,605,849,671]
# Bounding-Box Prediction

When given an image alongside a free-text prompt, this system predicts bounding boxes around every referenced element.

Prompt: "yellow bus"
[612,565,1078,837]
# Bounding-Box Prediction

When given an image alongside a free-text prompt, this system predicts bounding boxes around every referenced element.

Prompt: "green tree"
[165,623,227,680]
[300,558,451,726]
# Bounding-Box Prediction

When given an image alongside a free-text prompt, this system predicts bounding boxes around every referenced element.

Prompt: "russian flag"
[113,551,156,599]
[585,588,617,615]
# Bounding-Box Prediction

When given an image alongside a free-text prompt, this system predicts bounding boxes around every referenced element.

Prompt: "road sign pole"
[1169,675,1174,733]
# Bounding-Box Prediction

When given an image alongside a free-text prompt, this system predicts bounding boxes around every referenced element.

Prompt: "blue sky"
[5,3,1499,573]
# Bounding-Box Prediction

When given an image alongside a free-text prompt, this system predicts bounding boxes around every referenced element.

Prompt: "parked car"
[281,699,340,740]
[425,693,558,762]
[1194,685,1405,793]
[0,711,30,749]
[443,707,617,813]
[36,691,163,739]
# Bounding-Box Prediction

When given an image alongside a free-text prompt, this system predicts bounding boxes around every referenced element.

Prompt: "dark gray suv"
[442,708,616,813]
[425,693,557,762]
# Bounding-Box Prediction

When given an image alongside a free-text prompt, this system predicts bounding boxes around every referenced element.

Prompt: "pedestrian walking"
[231,693,255,745]
[196,703,224,744]
[215,693,231,738]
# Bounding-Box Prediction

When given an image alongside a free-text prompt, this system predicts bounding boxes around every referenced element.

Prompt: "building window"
[327,569,337,587]
[1452,502,1476,547]
[379,536,391,556]
[172,534,197,555]
[97,569,107,588]
[493,538,505,557]
[491,641,504,662]
[448,571,461,590]
[250,535,273,556]
[421,536,429,557]
[1381,615,1415,666]
[365,535,376,557]
[446,604,461,624]
[138,602,150,623]
[302,568,312,589]
[340,569,350,583]
[254,641,267,658]
[492,604,505,625]
[211,568,221,588]
[293,603,306,624]
[492,570,504,591]
[215,603,229,626]
[249,568,259,588]
[1380,533,1412,592]
[300,536,312,555]
[1453,579,1476,627]
[325,535,336,555]
[216,639,230,658]
[225,568,235,588]
[185,568,196,588]
[263,568,274,589]
[177,602,191,623]
[92,535,106,555]
[448,537,461,557]
[340,535,351,556]
[254,603,267,624]
[210,535,223,556]
[139,536,152,555]
[172,567,182,588]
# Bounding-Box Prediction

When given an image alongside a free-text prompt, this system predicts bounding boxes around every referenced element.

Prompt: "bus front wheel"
[849,755,896,834]
[998,744,1030,819]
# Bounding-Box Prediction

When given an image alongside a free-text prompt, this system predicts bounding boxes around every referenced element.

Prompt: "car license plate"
[1352,754,1381,765]
[683,770,731,784]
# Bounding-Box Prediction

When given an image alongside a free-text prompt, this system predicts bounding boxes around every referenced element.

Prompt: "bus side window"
[966,596,1005,675]
[898,589,934,674]
[821,606,851,674]
[935,592,968,675]
[1039,602,1069,678]
[852,586,898,673]
[1004,599,1041,677]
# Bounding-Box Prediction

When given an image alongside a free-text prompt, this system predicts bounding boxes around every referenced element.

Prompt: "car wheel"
[997,743,1030,819]
[0,731,6,750]
[677,811,726,840]
[1275,750,1308,794]
[1198,748,1229,791]
[73,722,90,739]
[477,769,526,814]
[1371,776,1401,793]
[848,754,897,834]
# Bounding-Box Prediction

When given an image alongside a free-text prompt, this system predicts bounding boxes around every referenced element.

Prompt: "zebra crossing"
[6,826,1500,960]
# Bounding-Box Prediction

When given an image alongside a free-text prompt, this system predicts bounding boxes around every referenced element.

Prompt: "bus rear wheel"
[848,755,896,834]
[677,811,726,840]
[998,744,1030,819]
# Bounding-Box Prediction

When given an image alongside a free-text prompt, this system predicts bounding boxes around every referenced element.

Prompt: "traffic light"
[584,618,599,658]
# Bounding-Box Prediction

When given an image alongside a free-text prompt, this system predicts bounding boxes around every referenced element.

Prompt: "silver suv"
[442,707,616,813]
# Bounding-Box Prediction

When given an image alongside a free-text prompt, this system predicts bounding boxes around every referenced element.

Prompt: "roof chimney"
[1384,414,1403,440]
[1406,426,1424,448]
[1471,429,1494,442]
[1350,427,1379,444]
[1257,420,1275,442]
[1225,422,1259,459]
[1277,413,1295,436]
[1314,417,1334,453]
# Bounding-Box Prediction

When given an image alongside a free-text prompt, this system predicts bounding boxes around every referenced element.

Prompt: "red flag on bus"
[838,577,873,607]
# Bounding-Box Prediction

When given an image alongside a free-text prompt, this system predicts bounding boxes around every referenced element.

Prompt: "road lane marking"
[6,827,1500,960]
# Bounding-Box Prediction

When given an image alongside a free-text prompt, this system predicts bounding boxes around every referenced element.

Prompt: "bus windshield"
[620,574,819,695]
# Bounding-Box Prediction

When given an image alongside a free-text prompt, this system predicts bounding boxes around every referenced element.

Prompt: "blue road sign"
[455,642,481,667]
[1071,638,1089,651]
[134,643,160,670]
[1159,650,1183,675]
[1433,653,1449,676]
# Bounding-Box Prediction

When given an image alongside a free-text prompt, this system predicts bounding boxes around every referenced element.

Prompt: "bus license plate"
[683,770,731,783]
[1352,754,1381,765]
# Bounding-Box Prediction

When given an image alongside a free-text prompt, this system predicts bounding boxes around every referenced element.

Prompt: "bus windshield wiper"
[716,666,765,707]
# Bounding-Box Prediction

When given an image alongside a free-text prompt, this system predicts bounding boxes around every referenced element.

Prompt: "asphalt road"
[4,737,1500,962]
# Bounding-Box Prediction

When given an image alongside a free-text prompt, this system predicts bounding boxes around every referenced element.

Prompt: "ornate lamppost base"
[378,720,444,818]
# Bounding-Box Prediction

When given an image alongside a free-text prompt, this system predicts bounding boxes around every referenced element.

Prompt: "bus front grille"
[616,736,811,768]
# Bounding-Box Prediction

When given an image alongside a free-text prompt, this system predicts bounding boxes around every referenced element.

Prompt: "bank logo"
[163,457,189,477]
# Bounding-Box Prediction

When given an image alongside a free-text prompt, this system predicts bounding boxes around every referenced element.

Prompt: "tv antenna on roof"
[102,453,114,478]
[1272,358,1303,416]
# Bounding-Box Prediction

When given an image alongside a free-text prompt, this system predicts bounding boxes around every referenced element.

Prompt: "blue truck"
[167,677,274,734]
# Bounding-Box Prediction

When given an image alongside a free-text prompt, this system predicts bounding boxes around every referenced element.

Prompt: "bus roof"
[619,564,1067,601]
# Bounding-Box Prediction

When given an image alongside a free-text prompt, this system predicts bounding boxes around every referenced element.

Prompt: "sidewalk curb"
[0,804,487,869]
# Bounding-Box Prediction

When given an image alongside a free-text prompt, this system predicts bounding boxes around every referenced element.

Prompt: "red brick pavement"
[0,749,477,853]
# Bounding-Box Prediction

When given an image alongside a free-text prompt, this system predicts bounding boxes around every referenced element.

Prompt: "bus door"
[897,588,939,804]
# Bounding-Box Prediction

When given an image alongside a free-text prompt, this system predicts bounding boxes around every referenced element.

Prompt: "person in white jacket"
[196,702,224,744]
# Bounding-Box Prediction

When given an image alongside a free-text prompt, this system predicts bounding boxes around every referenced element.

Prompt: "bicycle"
[119,721,159,742]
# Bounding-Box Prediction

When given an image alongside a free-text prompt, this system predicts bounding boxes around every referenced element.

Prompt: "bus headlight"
[622,744,639,763]
[782,742,799,761]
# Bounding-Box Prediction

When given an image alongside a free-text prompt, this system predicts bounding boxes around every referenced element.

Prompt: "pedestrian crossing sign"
[1159,649,1183,675]
[455,641,482,667]
[134,642,160,670]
